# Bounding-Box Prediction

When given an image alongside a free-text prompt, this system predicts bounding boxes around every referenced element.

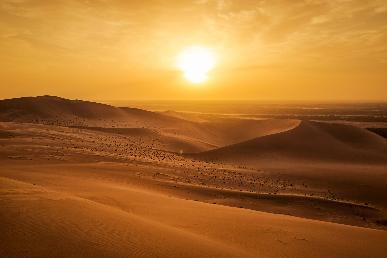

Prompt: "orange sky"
[0,0,387,101]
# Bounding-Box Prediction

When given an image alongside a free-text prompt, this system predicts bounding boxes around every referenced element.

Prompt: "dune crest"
[196,120,387,165]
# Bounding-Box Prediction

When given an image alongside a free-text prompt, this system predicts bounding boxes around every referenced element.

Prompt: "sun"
[177,46,216,84]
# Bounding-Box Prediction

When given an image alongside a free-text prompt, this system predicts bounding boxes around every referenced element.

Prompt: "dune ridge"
[195,120,387,164]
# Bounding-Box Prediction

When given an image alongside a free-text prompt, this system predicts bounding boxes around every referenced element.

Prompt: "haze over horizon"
[1,0,387,101]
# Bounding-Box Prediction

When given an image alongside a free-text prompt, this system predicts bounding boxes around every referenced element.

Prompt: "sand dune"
[0,95,127,120]
[0,176,243,258]
[1,96,387,257]
[195,118,299,147]
[1,119,386,228]
[196,120,387,164]
[1,163,387,258]
[0,96,299,152]
[0,95,181,127]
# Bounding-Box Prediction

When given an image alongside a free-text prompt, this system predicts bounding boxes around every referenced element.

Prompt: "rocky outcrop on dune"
[195,121,387,164]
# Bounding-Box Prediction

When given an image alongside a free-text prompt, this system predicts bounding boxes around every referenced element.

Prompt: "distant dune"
[0,95,126,120]
[0,96,298,152]
[0,95,180,127]
[195,120,387,164]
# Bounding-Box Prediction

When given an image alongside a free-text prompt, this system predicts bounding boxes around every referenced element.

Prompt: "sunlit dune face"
[177,46,216,84]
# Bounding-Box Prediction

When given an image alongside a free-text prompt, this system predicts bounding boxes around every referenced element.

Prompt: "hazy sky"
[1,0,387,101]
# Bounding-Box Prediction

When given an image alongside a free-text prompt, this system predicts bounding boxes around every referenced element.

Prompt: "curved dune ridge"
[196,120,387,164]
[71,119,299,153]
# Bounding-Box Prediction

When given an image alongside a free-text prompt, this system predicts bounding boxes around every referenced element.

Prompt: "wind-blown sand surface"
[1,96,387,257]
[1,163,387,258]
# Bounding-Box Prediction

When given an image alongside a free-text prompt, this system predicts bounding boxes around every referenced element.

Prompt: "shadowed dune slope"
[195,121,387,164]
[196,118,299,147]
[368,128,387,139]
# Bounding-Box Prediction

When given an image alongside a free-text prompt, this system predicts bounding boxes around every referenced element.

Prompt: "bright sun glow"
[177,46,216,84]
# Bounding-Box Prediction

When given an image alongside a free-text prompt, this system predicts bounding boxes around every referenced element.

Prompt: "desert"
[2,1,387,256]
[1,96,386,257]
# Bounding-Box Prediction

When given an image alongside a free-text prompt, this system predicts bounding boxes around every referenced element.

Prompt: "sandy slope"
[0,96,299,152]
[71,126,215,153]
[1,163,387,258]
[0,119,386,229]
[0,95,183,128]
[1,96,387,257]
[196,120,387,164]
